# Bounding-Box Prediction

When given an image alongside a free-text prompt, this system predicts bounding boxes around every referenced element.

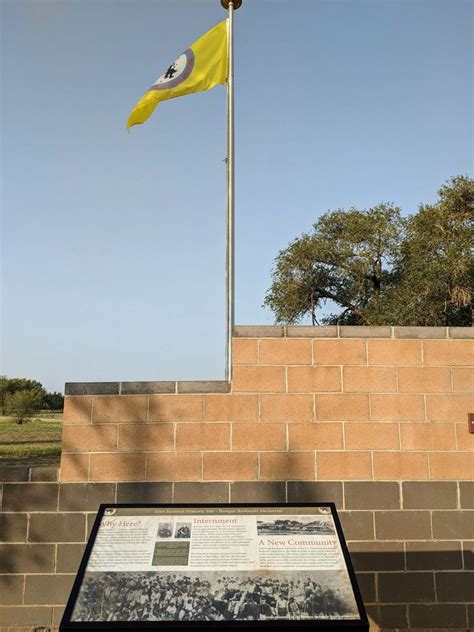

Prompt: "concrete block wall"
[60,326,473,483]
[0,326,473,630]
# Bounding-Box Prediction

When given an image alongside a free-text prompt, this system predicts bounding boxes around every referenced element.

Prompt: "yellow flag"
[127,20,228,129]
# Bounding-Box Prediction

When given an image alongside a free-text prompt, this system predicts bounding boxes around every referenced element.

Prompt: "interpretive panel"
[60,503,368,631]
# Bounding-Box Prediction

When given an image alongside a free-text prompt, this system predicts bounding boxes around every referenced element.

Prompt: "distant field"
[0,413,63,466]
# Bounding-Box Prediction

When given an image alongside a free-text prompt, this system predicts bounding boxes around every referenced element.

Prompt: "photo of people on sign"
[175,522,192,538]
[72,570,358,622]
[157,522,173,538]
[69,506,361,624]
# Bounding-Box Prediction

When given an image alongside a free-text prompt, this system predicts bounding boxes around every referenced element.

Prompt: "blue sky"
[1,0,472,393]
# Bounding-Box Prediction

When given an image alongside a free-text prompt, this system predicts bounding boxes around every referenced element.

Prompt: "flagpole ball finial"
[221,0,242,9]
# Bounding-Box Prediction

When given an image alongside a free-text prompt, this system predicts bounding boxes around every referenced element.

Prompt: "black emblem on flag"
[164,63,178,79]
[150,49,195,91]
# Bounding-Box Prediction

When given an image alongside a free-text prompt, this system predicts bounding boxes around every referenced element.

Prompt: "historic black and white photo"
[71,570,358,622]
[257,516,335,536]
[157,522,173,539]
[175,523,192,538]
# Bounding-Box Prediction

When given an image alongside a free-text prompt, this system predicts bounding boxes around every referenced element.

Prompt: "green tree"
[43,391,64,411]
[6,389,44,424]
[0,376,8,416]
[0,377,46,415]
[264,203,404,324]
[264,176,473,326]
[375,176,473,325]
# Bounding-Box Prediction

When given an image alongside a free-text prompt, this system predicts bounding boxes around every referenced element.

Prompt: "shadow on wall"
[1,469,472,630]
[0,547,470,629]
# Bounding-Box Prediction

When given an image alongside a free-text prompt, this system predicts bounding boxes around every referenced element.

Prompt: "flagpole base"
[221,0,242,9]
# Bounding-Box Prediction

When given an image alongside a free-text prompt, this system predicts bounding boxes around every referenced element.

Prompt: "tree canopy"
[6,389,44,424]
[0,376,64,416]
[264,176,473,326]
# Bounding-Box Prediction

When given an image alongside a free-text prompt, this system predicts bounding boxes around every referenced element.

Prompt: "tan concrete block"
[176,423,230,450]
[260,452,314,480]
[92,395,148,423]
[345,423,400,449]
[59,453,89,482]
[203,395,258,421]
[259,339,312,365]
[373,452,429,480]
[234,325,283,338]
[375,512,432,540]
[400,423,456,450]
[370,394,425,421]
[149,395,202,422]
[2,484,58,512]
[24,574,73,605]
[63,396,92,424]
[287,366,341,392]
[423,340,474,366]
[260,395,314,421]
[313,339,367,365]
[345,482,400,510]
[0,514,27,542]
[367,339,422,366]
[119,424,175,451]
[344,367,397,393]
[395,326,447,339]
[456,422,474,450]
[0,605,53,626]
[398,368,451,393]
[0,543,55,572]
[426,394,474,421]
[174,482,229,503]
[232,423,286,450]
[317,451,372,480]
[232,366,286,392]
[430,452,474,480]
[30,466,58,481]
[116,482,172,504]
[89,453,145,481]
[452,368,474,393]
[449,327,474,339]
[432,511,474,538]
[62,425,117,453]
[288,423,343,450]
[203,452,257,480]
[232,338,258,365]
[287,325,338,338]
[28,514,85,543]
[316,394,369,421]
[147,453,201,481]
[403,482,458,510]
[232,481,287,503]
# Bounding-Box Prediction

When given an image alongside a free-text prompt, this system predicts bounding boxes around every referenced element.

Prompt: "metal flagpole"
[221,0,241,382]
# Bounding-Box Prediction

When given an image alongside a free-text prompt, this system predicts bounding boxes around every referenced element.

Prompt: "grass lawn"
[0,413,63,467]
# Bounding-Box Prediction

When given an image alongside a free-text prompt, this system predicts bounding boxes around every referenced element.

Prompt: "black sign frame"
[60,502,369,632]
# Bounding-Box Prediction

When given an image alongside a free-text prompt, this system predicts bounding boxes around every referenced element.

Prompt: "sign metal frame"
[60,502,369,632]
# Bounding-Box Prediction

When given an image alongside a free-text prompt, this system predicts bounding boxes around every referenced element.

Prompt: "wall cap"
[233,325,473,339]
[65,380,230,396]
[0,465,60,483]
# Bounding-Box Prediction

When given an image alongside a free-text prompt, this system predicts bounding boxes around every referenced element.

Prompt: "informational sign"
[60,503,368,631]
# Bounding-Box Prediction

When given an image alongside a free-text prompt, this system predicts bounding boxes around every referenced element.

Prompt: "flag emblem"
[127,20,227,129]
[150,49,195,91]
